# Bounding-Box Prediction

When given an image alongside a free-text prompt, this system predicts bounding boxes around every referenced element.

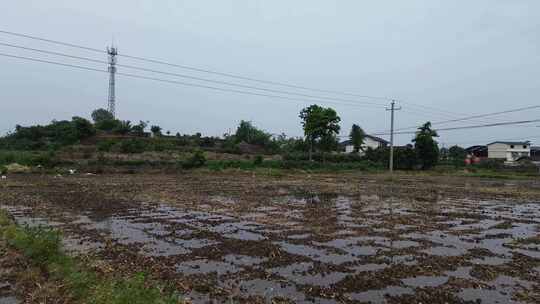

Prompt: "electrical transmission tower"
[107,45,118,118]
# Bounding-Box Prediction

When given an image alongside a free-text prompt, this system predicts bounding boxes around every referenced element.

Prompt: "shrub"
[150,139,175,152]
[0,151,57,168]
[254,155,264,165]
[97,140,117,152]
[181,150,206,169]
[475,159,505,170]
[119,139,146,154]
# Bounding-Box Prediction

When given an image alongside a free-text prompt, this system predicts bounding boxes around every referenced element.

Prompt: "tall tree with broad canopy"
[413,122,439,170]
[349,124,365,153]
[299,105,341,161]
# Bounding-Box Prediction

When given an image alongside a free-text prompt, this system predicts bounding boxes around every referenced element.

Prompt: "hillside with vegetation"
[0,106,536,177]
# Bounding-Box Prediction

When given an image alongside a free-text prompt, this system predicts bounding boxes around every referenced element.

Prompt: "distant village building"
[465,145,488,159]
[486,141,531,162]
[531,146,540,162]
[341,135,388,154]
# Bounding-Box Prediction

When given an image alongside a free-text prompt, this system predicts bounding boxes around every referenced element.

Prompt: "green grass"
[0,210,181,304]
[0,150,57,167]
[205,159,383,172]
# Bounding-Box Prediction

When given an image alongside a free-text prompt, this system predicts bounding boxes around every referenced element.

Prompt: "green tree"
[71,116,96,139]
[319,133,339,162]
[413,122,439,170]
[448,145,466,166]
[299,105,341,161]
[150,125,162,137]
[91,108,113,123]
[440,147,449,161]
[234,120,271,146]
[131,121,148,136]
[113,120,132,135]
[95,119,120,132]
[349,124,365,153]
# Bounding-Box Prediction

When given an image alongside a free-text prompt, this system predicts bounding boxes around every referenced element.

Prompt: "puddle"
[445,266,473,280]
[351,263,389,273]
[422,246,467,257]
[387,255,418,266]
[471,256,510,266]
[3,190,540,303]
[176,259,241,276]
[402,275,449,288]
[459,275,533,304]
[348,286,414,303]
[458,288,518,303]
[0,296,19,304]
[375,239,420,249]
[277,242,356,264]
[288,233,311,240]
[513,249,540,259]
[222,254,267,267]
[271,262,347,286]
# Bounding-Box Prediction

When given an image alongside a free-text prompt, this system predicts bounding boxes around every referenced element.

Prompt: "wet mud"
[1,173,539,303]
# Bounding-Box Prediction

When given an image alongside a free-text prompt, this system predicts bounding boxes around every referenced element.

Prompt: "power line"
[372,103,539,135]
[2,29,488,121]
[0,29,394,101]
[2,29,526,129]
[0,42,386,107]
[372,119,540,136]
[394,105,540,132]
[0,52,384,109]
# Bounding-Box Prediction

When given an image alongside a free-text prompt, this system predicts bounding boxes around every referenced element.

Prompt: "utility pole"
[386,100,401,173]
[107,45,118,118]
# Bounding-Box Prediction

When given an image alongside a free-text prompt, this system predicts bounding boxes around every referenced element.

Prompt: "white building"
[487,141,531,162]
[342,135,388,154]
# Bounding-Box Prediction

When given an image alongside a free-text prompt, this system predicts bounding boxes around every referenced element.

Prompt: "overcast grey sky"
[1,1,539,146]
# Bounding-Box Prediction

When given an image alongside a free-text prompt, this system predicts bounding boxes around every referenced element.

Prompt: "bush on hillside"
[119,139,146,154]
[96,140,117,152]
[181,150,206,169]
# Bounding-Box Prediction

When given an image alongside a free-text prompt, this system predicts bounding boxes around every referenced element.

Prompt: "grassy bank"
[0,210,182,304]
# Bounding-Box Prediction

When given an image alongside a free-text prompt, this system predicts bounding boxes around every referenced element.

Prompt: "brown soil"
[1,171,539,303]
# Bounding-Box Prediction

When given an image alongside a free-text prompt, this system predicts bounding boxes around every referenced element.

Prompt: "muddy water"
[2,194,540,303]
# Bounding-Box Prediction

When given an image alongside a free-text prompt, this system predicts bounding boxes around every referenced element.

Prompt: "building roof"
[486,141,530,146]
[465,145,487,152]
[340,134,389,146]
[366,134,389,144]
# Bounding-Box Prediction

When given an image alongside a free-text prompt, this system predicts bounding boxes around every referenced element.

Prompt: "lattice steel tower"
[107,46,118,118]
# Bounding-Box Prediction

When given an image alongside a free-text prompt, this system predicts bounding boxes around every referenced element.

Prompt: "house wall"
[488,143,509,159]
[364,137,382,150]
[345,137,383,154]
[488,143,531,161]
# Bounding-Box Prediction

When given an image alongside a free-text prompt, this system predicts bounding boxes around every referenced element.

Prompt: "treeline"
[0,105,448,170]
[0,108,310,155]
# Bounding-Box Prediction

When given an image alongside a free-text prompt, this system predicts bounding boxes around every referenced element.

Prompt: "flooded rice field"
[1,173,540,303]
